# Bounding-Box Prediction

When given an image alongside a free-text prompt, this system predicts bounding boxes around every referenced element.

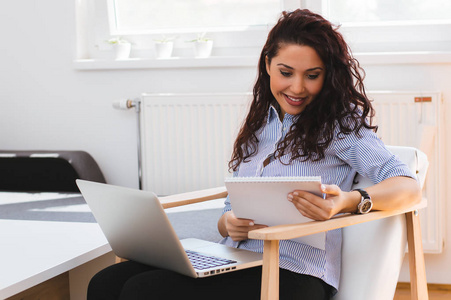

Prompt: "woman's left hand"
[287,184,348,221]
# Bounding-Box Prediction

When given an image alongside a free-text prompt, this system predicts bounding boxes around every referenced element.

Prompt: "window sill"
[73,51,451,71]
[73,56,260,70]
[355,51,451,65]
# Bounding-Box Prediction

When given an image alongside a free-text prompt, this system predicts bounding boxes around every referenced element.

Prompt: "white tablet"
[225,176,326,250]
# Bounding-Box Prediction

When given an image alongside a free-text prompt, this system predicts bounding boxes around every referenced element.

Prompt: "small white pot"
[114,42,131,59]
[155,42,174,58]
[194,40,213,58]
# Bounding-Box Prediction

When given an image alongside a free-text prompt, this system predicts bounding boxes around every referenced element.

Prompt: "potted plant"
[106,37,132,59]
[153,35,177,58]
[189,32,213,58]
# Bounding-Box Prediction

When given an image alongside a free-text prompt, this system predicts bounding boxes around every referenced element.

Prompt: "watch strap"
[352,188,372,214]
[353,188,370,200]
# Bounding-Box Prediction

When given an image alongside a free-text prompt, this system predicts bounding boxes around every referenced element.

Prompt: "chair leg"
[406,211,429,300]
[261,240,279,300]
[115,256,127,263]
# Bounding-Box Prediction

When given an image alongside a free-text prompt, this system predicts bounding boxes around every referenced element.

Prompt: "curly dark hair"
[229,9,377,172]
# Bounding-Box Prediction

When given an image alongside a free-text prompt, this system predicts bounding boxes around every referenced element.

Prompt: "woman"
[88,9,421,300]
[217,8,421,298]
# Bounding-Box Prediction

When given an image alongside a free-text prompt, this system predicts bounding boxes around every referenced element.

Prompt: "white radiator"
[139,93,251,195]
[369,91,444,254]
[139,91,444,253]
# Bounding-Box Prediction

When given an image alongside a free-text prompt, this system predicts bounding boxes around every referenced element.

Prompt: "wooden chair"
[154,145,429,300]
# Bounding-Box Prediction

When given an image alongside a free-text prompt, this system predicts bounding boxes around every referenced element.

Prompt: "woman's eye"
[307,74,319,79]
[280,71,291,77]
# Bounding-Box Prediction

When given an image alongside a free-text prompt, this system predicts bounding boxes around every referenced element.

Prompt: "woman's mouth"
[284,94,307,106]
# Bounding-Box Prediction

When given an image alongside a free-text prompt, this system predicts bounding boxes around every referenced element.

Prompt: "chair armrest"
[249,198,427,241]
[254,199,428,300]
[159,186,228,209]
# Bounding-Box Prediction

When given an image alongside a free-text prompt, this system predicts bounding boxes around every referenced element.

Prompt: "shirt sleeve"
[332,126,416,184]
[222,169,238,215]
[222,195,232,215]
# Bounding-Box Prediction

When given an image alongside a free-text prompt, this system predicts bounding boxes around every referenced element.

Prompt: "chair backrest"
[333,146,428,300]
[0,150,106,192]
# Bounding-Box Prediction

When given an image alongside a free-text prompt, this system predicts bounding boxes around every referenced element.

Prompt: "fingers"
[289,192,329,220]
[225,211,266,241]
[321,184,341,197]
[226,211,254,227]
[288,185,341,220]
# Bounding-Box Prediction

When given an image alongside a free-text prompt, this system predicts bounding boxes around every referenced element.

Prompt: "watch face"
[360,199,373,213]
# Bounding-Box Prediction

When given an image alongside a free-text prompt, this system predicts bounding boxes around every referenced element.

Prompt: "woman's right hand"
[219,211,267,241]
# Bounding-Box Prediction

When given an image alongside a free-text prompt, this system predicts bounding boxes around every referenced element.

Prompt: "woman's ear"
[265,56,271,76]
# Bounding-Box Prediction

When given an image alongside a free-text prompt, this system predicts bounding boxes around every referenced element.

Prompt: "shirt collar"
[267,104,295,124]
[267,105,279,123]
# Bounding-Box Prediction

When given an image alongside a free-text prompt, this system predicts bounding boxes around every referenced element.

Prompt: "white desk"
[0,192,223,299]
[0,193,115,299]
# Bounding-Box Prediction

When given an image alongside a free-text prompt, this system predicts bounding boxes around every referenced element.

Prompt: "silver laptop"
[76,179,262,278]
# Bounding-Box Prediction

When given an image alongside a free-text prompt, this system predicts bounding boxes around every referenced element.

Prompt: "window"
[109,0,282,35]
[313,0,451,52]
[325,0,451,23]
[75,0,450,66]
[75,0,300,62]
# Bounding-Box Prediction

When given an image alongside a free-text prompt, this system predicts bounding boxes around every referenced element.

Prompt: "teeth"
[286,95,303,102]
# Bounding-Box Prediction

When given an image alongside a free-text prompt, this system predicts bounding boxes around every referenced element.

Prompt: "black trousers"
[87,261,333,300]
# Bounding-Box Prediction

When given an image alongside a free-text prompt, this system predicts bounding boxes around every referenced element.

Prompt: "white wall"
[0,1,256,188]
[0,0,449,285]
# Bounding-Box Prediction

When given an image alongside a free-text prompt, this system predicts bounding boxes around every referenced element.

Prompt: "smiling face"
[265,44,326,120]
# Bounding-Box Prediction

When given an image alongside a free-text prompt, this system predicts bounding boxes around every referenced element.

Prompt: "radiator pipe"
[113,98,143,190]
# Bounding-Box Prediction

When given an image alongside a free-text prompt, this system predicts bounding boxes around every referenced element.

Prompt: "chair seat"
[335,214,407,299]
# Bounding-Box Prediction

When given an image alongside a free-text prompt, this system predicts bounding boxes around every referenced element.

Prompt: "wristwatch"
[352,188,373,214]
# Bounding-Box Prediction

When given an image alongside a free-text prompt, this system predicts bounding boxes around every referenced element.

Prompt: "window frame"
[76,0,300,60]
[74,0,451,67]
[106,0,295,36]
[310,0,451,53]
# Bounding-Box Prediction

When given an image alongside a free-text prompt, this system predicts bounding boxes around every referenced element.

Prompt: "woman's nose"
[291,77,305,94]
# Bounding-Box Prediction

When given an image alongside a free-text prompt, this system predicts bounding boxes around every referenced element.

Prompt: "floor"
[393,284,451,300]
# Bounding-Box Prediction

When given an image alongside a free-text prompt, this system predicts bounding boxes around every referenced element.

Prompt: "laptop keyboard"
[185,250,237,270]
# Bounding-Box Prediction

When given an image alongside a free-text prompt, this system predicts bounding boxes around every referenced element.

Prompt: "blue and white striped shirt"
[220,105,415,291]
